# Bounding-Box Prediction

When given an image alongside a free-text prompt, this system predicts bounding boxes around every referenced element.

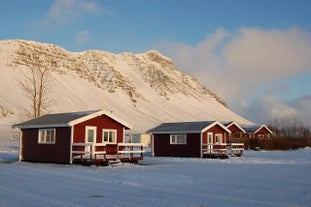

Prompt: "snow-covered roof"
[13,109,133,130]
[147,121,231,134]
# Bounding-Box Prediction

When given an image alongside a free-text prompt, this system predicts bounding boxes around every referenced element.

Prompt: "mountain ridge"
[0,39,252,133]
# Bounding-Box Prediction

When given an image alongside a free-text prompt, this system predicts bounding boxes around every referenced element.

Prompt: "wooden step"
[107,158,123,167]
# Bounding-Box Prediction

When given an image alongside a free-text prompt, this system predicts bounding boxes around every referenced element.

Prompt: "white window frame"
[215,134,223,144]
[102,129,117,144]
[170,134,187,145]
[207,132,213,144]
[85,126,97,143]
[38,128,56,144]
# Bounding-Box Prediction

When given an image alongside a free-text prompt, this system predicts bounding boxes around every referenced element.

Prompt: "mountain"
[0,39,252,133]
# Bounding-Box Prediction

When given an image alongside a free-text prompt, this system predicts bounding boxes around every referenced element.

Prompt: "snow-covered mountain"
[0,39,252,133]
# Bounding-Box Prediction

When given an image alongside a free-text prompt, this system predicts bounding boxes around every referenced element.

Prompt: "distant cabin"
[132,133,151,148]
[241,125,273,139]
[221,121,246,141]
[147,121,235,158]
[13,110,145,165]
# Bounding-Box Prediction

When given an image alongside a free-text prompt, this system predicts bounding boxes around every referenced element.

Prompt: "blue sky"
[1,0,311,125]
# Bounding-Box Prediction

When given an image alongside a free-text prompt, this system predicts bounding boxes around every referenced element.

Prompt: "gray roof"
[13,109,133,130]
[147,121,216,134]
[221,121,233,127]
[13,110,101,129]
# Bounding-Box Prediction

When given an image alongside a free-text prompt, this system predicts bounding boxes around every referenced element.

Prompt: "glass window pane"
[38,129,55,143]
[104,131,108,142]
[88,129,94,142]
[172,136,176,143]
[46,131,51,142]
[109,131,112,142]
[39,130,44,142]
[50,130,55,143]
[111,131,116,142]
[215,134,222,143]
[103,130,116,143]
[170,134,186,144]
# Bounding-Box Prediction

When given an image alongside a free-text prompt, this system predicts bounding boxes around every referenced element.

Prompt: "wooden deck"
[71,143,145,165]
[201,143,244,158]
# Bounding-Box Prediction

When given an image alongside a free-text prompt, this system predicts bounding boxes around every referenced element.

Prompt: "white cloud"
[236,95,311,126]
[75,30,91,45]
[156,29,228,86]
[155,27,311,124]
[39,0,101,29]
[270,103,298,119]
[223,28,311,82]
[48,0,100,21]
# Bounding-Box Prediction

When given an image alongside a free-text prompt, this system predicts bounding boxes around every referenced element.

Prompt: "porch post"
[18,129,22,162]
[69,126,74,164]
[122,127,125,143]
[200,133,203,158]
[151,134,155,157]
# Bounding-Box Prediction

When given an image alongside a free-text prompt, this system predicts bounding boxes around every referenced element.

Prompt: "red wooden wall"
[202,125,229,144]
[153,133,201,157]
[21,127,71,163]
[254,127,271,138]
[227,124,243,139]
[73,115,124,143]
[153,124,229,158]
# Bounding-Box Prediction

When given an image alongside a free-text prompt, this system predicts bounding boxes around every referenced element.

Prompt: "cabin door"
[85,126,97,154]
[207,132,213,153]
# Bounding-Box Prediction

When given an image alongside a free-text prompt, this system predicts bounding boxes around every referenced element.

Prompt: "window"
[86,126,97,143]
[234,132,242,138]
[38,128,55,144]
[170,134,186,144]
[215,134,223,144]
[103,129,117,144]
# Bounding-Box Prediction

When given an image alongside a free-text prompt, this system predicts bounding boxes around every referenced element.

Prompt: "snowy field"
[0,140,311,207]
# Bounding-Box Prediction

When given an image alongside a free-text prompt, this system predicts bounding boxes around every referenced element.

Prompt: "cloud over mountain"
[155,27,311,124]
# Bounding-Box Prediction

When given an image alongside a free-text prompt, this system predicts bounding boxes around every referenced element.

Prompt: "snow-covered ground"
[0,138,310,207]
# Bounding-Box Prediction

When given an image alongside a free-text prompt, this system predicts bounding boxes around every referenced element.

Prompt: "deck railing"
[71,142,145,162]
[201,143,227,155]
[228,143,244,156]
[117,143,145,160]
[201,143,244,157]
[72,143,107,161]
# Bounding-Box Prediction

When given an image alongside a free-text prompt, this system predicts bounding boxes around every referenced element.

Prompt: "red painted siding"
[241,127,272,139]
[202,131,208,144]
[254,127,271,138]
[73,115,125,154]
[21,127,71,163]
[73,115,124,143]
[206,125,229,143]
[153,133,201,157]
[227,125,243,139]
[256,127,270,134]
[153,124,230,158]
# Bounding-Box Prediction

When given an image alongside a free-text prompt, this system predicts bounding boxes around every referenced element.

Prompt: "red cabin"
[148,121,242,158]
[222,121,246,141]
[241,125,273,139]
[13,110,144,165]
